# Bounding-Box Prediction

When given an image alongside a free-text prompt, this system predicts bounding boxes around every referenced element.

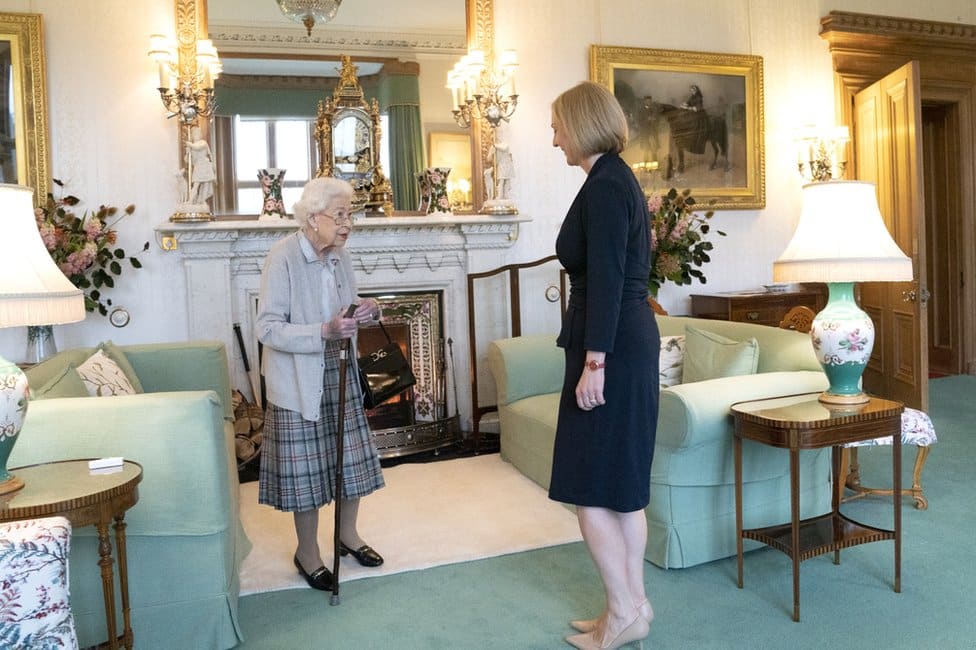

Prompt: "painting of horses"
[591,46,765,210]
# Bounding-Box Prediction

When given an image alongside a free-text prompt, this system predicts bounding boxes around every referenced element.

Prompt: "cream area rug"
[238,454,583,595]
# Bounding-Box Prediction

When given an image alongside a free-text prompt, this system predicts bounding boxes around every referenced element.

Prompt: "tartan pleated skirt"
[258,340,385,512]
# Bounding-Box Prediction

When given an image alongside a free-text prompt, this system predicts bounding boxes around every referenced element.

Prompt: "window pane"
[237,187,263,215]
[282,187,302,212]
[235,118,269,175]
[274,120,310,180]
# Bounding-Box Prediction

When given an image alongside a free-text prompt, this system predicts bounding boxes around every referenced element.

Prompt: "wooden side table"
[0,459,143,649]
[690,289,826,327]
[730,394,902,622]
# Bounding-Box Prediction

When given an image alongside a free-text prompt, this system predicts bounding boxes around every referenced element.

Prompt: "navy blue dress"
[548,152,660,513]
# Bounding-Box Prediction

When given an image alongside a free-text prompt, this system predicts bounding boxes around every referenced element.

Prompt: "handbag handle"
[375,319,393,344]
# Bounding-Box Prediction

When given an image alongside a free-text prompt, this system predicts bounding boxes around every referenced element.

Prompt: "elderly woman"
[256,177,385,592]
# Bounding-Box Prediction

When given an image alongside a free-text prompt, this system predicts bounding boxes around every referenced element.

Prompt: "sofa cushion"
[31,364,89,400]
[659,335,685,387]
[76,348,139,396]
[97,340,145,392]
[683,326,759,383]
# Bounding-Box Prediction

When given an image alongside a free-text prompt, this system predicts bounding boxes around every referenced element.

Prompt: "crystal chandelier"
[277,0,342,36]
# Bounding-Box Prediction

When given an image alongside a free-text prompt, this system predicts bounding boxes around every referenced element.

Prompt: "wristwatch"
[586,360,606,371]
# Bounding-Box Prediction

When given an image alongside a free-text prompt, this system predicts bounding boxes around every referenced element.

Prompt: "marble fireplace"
[156,213,527,448]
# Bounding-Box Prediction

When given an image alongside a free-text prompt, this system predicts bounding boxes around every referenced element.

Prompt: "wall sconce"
[794,125,850,182]
[447,49,519,215]
[148,34,222,223]
[447,49,518,129]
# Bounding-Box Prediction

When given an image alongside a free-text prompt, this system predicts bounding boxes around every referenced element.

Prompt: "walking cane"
[331,305,357,606]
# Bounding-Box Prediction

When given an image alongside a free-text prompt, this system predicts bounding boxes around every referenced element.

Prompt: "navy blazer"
[555,152,650,353]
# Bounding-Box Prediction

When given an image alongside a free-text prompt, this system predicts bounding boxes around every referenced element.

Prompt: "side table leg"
[790,447,801,622]
[894,428,902,593]
[734,434,744,588]
[832,446,841,565]
[96,521,119,650]
[114,514,134,649]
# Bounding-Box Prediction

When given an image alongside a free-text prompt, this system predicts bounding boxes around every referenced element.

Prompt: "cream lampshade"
[773,180,913,404]
[0,183,86,494]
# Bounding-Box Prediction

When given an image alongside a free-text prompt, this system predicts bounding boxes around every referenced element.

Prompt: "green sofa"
[488,315,832,569]
[11,341,250,649]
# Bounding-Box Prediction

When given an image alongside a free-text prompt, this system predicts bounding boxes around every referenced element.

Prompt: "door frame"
[821,11,976,376]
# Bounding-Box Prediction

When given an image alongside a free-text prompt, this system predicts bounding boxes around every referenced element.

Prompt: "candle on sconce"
[499,49,518,96]
[157,63,170,89]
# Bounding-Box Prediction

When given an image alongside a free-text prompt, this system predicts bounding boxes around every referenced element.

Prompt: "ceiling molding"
[209,23,466,57]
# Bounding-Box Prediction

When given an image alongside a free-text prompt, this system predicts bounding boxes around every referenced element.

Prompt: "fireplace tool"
[331,304,357,606]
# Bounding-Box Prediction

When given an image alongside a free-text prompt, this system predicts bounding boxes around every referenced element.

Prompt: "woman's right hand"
[321,312,358,339]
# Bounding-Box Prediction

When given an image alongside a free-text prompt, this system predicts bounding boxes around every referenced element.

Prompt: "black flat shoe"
[293,555,334,590]
[339,541,384,567]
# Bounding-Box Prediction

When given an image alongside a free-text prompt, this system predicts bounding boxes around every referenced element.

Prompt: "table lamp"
[0,183,86,494]
[773,180,913,404]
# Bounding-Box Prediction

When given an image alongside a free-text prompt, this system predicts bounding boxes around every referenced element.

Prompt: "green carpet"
[237,376,976,649]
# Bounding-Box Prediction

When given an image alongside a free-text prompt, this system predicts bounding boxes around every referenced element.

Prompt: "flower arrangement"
[647,188,725,296]
[35,179,148,316]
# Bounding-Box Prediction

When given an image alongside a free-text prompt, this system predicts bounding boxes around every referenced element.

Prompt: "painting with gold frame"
[1,12,49,203]
[590,45,764,210]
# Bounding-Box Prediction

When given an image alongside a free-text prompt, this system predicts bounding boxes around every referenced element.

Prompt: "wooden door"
[853,61,928,410]
[922,104,964,376]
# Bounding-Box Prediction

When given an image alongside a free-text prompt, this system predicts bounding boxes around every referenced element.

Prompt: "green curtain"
[386,105,423,210]
[375,74,423,211]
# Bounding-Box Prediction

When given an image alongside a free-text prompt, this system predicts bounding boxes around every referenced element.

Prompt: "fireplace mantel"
[155,213,529,431]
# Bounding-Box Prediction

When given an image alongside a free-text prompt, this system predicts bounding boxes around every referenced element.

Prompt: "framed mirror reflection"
[200,0,486,216]
[1,12,50,202]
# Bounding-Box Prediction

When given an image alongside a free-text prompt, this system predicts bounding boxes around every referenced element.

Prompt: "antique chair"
[777,306,937,509]
[778,304,816,332]
[0,516,78,648]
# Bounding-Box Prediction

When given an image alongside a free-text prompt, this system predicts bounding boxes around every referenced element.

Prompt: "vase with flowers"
[647,187,725,298]
[29,179,148,360]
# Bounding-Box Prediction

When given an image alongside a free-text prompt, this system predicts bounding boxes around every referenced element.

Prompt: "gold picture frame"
[1,12,49,203]
[590,45,764,210]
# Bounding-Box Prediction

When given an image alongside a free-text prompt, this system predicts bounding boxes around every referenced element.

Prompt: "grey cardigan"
[256,231,360,422]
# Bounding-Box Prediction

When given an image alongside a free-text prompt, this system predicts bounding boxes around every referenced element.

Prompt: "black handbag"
[357,321,416,409]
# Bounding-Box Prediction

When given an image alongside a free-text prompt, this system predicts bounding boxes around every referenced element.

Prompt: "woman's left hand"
[353,298,381,325]
[576,364,605,411]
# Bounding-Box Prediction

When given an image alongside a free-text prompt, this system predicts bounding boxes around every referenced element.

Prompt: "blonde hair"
[292,177,354,226]
[551,81,629,158]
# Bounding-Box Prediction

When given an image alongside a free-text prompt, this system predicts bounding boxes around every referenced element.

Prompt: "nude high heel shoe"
[565,609,649,649]
[571,599,653,634]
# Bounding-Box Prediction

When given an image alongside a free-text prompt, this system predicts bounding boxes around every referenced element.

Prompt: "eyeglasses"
[314,210,354,227]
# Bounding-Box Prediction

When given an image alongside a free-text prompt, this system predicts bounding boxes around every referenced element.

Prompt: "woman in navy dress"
[549,81,660,650]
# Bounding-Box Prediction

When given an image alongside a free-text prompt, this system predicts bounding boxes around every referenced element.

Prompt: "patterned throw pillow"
[76,348,138,396]
[659,335,685,388]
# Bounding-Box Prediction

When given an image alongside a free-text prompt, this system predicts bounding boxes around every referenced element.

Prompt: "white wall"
[2,0,974,362]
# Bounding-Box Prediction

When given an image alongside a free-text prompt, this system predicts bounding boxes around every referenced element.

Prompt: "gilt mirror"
[0,12,50,203]
[194,0,492,215]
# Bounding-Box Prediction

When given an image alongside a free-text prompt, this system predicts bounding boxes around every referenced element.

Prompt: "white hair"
[292,177,354,226]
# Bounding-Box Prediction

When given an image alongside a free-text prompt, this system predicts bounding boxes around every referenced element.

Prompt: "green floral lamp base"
[0,355,28,494]
[810,282,874,405]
